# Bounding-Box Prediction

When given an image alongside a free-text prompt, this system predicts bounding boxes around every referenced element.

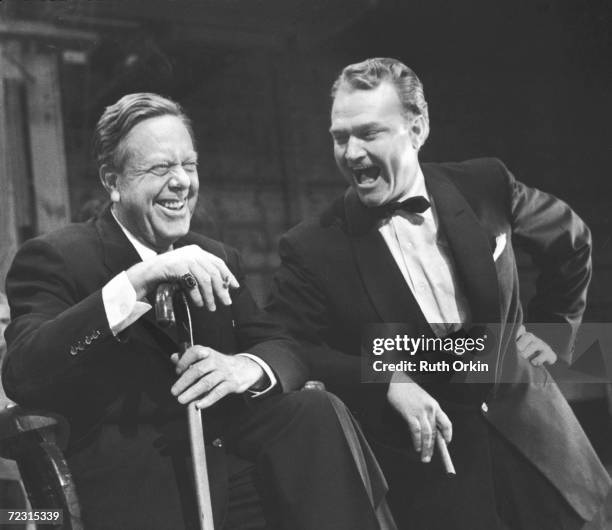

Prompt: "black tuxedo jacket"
[269,157,611,521]
[3,207,308,528]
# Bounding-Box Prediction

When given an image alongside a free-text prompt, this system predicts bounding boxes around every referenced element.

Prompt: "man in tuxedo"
[267,57,611,528]
[2,93,391,530]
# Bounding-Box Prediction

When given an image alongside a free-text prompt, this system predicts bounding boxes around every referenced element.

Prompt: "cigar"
[436,430,456,477]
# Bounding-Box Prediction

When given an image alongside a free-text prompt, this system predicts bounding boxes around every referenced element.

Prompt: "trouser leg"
[221,455,267,530]
[368,403,503,530]
[365,399,586,530]
[223,390,383,530]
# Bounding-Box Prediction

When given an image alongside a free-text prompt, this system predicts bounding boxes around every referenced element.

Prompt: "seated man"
[2,93,390,530]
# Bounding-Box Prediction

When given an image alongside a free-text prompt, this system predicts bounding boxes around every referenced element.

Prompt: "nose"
[345,136,366,163]
[167,165,191,191]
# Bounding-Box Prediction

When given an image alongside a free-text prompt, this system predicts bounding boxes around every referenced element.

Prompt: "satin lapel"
[95,207,179,350]
[344,189,431,333]
[424,166,501,324]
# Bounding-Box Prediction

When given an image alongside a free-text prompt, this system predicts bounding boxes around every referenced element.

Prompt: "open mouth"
[156,199,186,213]
[352,166,381,185]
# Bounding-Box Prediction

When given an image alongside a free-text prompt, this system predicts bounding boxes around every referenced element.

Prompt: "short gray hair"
[92,93,194,171]
[332,57,429,128]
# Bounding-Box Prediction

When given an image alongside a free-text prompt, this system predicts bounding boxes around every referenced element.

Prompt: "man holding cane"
[2,93,390,530]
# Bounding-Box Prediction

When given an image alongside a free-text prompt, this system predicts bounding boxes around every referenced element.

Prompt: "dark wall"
[57,0,610,306]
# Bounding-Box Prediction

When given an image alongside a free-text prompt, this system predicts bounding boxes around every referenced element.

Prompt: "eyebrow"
[329,121,383,134]
[142,152,199,164]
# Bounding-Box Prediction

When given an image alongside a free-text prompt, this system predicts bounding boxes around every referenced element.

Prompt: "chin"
[155,225,190,247]
[169,226,190,241]
[356,190,387,208]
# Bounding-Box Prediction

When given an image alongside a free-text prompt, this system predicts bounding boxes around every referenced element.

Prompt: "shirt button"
[481,402,488,413]
[212,438,224,448]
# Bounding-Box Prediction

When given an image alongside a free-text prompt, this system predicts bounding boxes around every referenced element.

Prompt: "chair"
[0,406,82,529]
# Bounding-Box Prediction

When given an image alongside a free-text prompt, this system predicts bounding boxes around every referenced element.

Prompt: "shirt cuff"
[237,353,277,397]
[102,271,152,336]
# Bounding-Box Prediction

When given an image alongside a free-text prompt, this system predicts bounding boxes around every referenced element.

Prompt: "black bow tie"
[373,196,431,219]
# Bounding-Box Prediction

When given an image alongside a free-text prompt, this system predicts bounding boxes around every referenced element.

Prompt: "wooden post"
[24,47,71,234]
[0,20,96,283]
[0,42,21,288]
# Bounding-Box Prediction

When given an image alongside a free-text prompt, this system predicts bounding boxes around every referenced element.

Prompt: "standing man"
[268,58,611,529]
[2,93,390,530]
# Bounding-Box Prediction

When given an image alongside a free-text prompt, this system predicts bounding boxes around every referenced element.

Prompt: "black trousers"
[222,390,385,530]
[69,390,385,530]
[366,399,585,530]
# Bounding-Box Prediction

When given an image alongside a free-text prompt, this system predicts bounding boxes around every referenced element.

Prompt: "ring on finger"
[180,272,197,290]
[221,275,230,289]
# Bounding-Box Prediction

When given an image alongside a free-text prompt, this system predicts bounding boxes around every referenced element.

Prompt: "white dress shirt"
[378,169,471,337]
[101,210,277,395]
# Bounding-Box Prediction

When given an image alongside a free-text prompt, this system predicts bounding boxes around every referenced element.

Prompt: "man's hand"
[516,325,558,366]
[170,346,266,409]
[386,372,452,463]
[126,245,240,311]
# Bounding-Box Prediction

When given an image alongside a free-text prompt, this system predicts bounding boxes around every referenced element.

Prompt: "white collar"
[111,208,160,261]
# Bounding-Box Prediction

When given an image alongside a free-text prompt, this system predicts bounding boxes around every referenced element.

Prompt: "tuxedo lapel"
[343,189,431,334]
[424,165,501,324]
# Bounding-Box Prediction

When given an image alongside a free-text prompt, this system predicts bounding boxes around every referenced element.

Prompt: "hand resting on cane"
[125,245,264,408]
[170,347,266,409]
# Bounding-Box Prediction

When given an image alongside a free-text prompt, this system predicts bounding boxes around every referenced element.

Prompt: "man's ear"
[99,164,118,194]
[99,164,122,203]
[409,114,429,150]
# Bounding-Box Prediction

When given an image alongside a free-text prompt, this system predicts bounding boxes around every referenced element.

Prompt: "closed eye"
[331,133,348,145]
[148,163,172,176]
[362,130,380,140]
[182,161,198,172]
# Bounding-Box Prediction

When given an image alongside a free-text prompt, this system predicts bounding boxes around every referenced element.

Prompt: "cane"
[156,283,215,530]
